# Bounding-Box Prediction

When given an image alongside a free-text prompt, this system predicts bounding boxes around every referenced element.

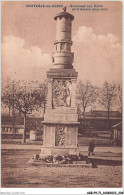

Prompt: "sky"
[1,1,122,86]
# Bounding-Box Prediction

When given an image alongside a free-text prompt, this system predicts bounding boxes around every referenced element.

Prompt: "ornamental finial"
[63,6,66,12]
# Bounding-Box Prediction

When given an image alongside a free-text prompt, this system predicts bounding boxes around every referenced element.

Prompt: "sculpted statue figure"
[53,80,71,107]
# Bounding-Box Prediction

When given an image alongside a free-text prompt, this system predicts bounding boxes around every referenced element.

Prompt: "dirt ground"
[1,149,122,188]
[1,135,111,146]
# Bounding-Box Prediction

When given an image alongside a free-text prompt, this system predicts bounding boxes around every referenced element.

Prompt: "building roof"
[54,11,74,21]
[86,110,121,117]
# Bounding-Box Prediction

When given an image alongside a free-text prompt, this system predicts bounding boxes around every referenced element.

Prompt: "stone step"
[27,159,92,167]
[73,161,88,164]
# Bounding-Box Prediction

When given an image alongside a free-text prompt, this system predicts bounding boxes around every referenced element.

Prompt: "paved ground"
[2,136,111,146]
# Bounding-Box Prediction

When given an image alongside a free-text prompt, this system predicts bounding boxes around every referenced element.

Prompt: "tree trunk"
[22,113,26,143]
[43,99,46,119]
[107,108,110,130]
[12,83,16,138]
[13,112,16,138]
[19,110,22,116]
[43,100,45,115]
[82,108,86,131]
[9,106,11,116]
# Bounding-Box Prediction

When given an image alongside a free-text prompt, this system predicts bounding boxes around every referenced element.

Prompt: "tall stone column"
[40,7,79,157]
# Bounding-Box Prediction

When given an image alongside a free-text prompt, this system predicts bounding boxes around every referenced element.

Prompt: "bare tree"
[39,80,47,115]
[1,79,16,136]
[14,80,48,143]
[99,81,117,130]
[117,83,122,115]
[1,79,13,116]
[76,80,98,130]
[1,79,47,143]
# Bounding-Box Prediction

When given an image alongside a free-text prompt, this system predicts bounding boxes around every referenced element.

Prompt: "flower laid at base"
[33,153,91,164]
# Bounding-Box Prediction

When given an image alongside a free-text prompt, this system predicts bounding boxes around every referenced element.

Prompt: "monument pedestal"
[40,146,79,157]
[40,70,79,157]
[40,119,79,156]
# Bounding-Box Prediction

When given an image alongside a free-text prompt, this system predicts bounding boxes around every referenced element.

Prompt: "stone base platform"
[40,146,79,157]
[27,159,92,168]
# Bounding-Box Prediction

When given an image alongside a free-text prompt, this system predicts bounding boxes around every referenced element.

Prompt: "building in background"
[112,122,122,146]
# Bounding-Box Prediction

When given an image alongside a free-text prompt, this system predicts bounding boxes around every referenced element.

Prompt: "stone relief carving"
[52,80,71,107]
[55,125,67,146]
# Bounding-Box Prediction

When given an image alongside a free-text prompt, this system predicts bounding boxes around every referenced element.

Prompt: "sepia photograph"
[1,0,123,191]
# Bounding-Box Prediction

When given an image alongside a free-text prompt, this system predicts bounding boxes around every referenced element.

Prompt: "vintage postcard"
[1,1,123,194]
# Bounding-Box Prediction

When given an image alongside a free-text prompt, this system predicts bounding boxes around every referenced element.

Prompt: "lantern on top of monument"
[52,6,74,69]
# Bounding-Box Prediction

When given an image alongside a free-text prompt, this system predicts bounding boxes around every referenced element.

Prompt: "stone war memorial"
[1,2,122,189]
[40,7,79,157]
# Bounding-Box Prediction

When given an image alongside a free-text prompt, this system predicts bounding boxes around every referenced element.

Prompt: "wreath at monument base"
[33,153,82,164]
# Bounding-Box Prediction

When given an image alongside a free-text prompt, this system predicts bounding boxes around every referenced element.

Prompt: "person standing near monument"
[88,140,95,156]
